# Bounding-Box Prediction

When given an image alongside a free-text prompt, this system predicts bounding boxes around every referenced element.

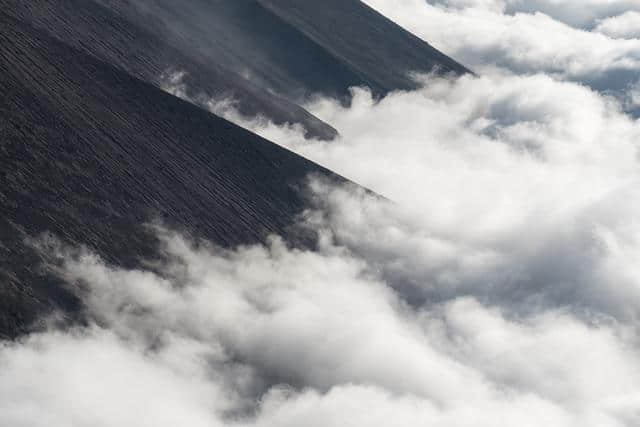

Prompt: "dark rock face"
[0,1,469,338]
[258,0,471,94]
[1,0,338,140]
[0,12,338,338]
[102,0,470,101]
[2,0,469,130]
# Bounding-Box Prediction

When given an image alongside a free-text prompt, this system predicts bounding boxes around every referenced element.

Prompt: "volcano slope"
[1,0,338,140]
[3,0,469,137]
[102,0,470,101]
[0,11,342,339]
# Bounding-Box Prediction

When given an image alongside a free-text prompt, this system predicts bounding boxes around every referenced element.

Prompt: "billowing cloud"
[2,227,638,426]
[596,11,640,39]
[5,84,640,423]
[148,10,640,419]
[162,62,640,319]
[157,59,640,422]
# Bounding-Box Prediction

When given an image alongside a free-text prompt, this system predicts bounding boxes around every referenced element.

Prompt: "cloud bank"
[176,69,640,321]
[2,227,639,426]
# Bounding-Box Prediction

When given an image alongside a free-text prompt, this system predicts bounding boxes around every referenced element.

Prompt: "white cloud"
[418,0,640,29]
[0,329,226,427]
[3,228,639,426]
[151,26,640,419]
[504,0,640,29]
[596,11,640,39]
[162,66,640,319]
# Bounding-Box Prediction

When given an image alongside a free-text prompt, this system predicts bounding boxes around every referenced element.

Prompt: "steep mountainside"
[3,0,469,134]
[0,11,340,338]
[1,0,338,139]
[104,0,470,101]
[259,0,472,94]
[0,0,470,339]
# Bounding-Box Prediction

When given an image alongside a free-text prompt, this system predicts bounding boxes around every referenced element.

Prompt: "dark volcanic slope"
[259,0,471,94]
[100,0,470,101]
[2,0,469,134]
[0,12,339,338]
[1,0,337,140]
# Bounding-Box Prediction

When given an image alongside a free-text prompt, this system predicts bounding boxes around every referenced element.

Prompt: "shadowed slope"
[0,12,340,338]
[2,0,470,134]
[97,0,471,101]
[1,0,338,140]
[259,0,472,93]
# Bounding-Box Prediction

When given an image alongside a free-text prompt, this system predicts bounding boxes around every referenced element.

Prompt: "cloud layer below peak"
[3,223,640,427]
